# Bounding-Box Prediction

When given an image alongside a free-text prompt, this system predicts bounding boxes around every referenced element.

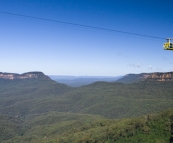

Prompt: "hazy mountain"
[49,75,122,87]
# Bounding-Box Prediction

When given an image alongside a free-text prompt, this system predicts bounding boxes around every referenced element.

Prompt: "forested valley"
[1,75,173,143]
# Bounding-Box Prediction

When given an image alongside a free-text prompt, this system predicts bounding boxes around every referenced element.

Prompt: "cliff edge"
[117,72,173,83]
[0,72,50,80]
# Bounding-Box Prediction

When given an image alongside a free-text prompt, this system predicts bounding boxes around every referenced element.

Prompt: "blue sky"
[0,0,173,76]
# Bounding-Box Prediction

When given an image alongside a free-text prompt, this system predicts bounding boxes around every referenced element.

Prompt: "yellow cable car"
[163,38,173,50]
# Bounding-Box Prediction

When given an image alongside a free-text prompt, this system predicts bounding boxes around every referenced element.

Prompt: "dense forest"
[0,77,173,142]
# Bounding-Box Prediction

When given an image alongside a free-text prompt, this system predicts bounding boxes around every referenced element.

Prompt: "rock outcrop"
[0,72,50,80]
[117,72,173,83]
[146,72,173,81]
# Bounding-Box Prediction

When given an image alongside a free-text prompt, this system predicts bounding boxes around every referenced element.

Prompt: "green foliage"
[1,79,173,118]
[37,109,173,143]
[0,114,24,141]
[1,79,173,142]
[3,108,171,143]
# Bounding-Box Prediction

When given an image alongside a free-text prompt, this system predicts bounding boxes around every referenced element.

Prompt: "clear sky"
[0,0,173,76]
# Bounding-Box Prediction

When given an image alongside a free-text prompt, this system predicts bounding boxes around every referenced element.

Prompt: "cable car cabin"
[163,38,173,50]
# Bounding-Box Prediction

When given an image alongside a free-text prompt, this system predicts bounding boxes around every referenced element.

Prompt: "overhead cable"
[0,11,165,40]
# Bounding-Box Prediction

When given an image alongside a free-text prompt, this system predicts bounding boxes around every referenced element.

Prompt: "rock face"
[117,72,173,83]
[0,72,50,80]
[146,72,173,81]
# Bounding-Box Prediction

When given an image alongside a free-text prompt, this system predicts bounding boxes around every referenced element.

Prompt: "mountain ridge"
[117,71,173,83]
[0,71,50,80]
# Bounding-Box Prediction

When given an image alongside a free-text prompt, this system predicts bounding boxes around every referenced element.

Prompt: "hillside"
[1,79,173,119]
[60,81,173,118]
[1,107,173,143]
[37,108,173,143]
[0,72,72,117]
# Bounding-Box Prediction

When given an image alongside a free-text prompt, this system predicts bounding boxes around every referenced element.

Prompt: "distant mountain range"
[49,75,122,87]
[1,71,173,86]
[50,72,173,86]
[1,71,173,85]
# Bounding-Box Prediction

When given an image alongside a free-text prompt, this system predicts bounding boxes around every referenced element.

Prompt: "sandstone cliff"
[117,72,173,83]
[146,72,173,81]
[0,72,50,80]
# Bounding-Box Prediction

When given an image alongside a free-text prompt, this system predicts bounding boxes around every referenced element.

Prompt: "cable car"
[163,38,173,50]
